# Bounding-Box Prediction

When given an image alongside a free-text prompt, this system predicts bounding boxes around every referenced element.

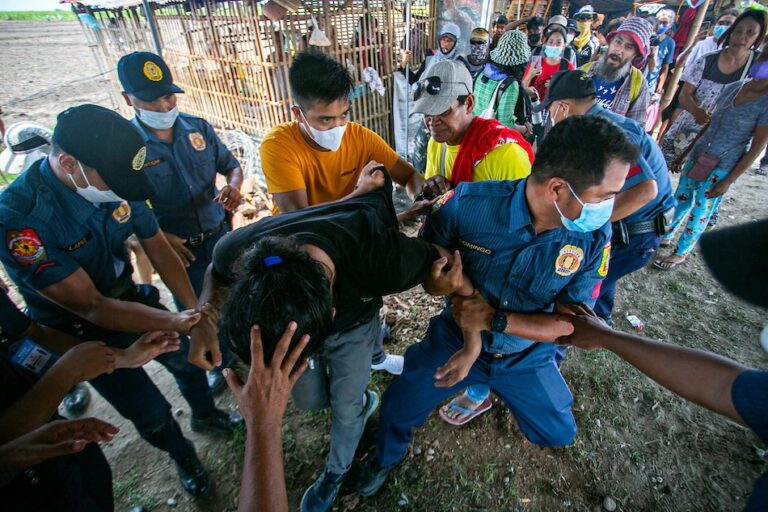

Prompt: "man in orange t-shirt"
[261,52,425,216]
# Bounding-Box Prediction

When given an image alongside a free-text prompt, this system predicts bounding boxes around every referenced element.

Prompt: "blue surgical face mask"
[138,106,179,130]
[543,45,563,59]
[713,24,728,40]
[657,25,668,35]
[554,181,614,232]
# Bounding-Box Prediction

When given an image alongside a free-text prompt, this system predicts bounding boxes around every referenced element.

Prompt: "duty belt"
[187,223,223,247]
[625,219,657,236]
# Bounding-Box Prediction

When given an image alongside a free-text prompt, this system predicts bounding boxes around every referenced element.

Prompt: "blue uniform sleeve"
[202,121,240,175]
[129,200,160,239]
[732,369,768,445]
[557,235,611,305]
[1,219,82,291]
[0,288,31,341]
[420,188,460,247]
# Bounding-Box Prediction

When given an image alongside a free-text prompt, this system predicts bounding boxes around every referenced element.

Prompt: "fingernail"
[253,325,260,331]
[222,368,229,377]
[289,321,298,330]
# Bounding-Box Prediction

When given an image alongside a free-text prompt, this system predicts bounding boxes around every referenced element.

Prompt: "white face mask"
[760,325,768,353]
[299,108,347,151]
[138,106,179,130]
[68,161,124,204]
[566,33,575,45]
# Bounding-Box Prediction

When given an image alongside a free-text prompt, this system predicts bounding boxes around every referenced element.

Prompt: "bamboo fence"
[72,0,437,145]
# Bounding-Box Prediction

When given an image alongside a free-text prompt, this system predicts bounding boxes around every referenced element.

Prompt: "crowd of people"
[0,3,767,512]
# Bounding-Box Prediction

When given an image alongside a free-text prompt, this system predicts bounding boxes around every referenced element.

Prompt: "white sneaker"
[371,353,404,375]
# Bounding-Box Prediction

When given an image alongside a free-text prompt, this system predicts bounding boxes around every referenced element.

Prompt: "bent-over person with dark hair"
[192,170,465,512]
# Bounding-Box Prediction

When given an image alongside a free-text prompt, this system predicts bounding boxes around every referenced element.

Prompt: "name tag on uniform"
[11,339,57,376]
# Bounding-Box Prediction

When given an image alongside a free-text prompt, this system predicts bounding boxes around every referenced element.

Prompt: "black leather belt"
[187,224,223,247]
[625,219,657,236]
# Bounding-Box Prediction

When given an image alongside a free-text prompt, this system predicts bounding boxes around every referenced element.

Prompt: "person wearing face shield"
[259,52,427,381]
[556,218,768,512]
[0,104,243,497]
[117,52,244,393]
[581,17,653,126]
[539,70,676,324]
[357,116,639,493]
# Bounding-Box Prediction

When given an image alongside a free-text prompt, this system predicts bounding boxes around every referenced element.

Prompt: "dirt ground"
[1,20,767,512]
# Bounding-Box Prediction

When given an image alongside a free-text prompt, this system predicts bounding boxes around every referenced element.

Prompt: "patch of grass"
[113,470,153,508]
[667,280,686,293]
[0,10,77,21]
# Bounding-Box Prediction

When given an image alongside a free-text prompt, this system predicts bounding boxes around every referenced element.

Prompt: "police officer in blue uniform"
[540,70,676,323]
[117,52,243,389]
[0,105,242,496]
[358,115,639,495]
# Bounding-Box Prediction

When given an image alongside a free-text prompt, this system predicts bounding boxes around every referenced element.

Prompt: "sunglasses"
[414,76,470,101]
[575,14,594,21]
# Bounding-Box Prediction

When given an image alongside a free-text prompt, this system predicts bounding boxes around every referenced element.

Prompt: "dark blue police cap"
[52,104,155,201]
[117,51,184,102]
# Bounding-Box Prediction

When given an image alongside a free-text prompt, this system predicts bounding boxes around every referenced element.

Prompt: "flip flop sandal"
[438,397,493,426]
[653,258,684,271]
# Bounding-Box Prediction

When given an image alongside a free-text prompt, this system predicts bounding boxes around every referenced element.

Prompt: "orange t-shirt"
[260,121,400,214]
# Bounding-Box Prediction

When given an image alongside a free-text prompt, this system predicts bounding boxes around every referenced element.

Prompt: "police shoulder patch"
[431,189,455,213]
[112,202,132,224]
[6,228,47,267]
[555,244,584,277]
[597,241,611,277]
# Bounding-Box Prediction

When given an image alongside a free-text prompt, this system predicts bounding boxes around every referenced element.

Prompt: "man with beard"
[466,28,490,80]
[581,17,652,126]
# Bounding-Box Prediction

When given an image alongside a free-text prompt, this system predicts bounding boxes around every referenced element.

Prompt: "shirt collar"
[39,158,99,222]
[586,103,607,116]
[508,178,534,232]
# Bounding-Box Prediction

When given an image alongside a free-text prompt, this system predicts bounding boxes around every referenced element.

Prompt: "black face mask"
[528,33,541,46]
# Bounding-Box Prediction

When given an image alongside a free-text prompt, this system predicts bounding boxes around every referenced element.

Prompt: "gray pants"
[291,315,380,475]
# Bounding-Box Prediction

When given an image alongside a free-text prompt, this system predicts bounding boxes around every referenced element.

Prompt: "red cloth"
[524,58,575,101]
[450,116,535,187]
[673,7,698,59]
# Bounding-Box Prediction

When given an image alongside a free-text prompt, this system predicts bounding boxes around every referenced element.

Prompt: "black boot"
[62,383,91,417]
[191,408,244,434]
[174,449,209,496]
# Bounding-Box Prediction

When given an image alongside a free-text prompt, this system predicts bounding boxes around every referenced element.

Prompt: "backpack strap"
[493,76,517,113]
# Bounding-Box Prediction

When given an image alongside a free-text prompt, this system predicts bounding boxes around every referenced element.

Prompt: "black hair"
[717,8,740,22]
[531,116,639,194]
[289,51,354,110]
[457,95,469,106]
[527,16,546,31]
[219,236,333,366]
[720,8,768,48]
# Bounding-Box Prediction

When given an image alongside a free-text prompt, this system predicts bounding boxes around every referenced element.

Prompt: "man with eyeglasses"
[412,60,534,201]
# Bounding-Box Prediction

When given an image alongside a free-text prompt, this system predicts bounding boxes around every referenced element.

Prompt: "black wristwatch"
[490,311,508,333]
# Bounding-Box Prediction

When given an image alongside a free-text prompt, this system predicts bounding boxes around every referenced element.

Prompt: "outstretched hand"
[223,322,310,428]
[0,418,119,472]
[116,331,181,369]
[555,315,613,351]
